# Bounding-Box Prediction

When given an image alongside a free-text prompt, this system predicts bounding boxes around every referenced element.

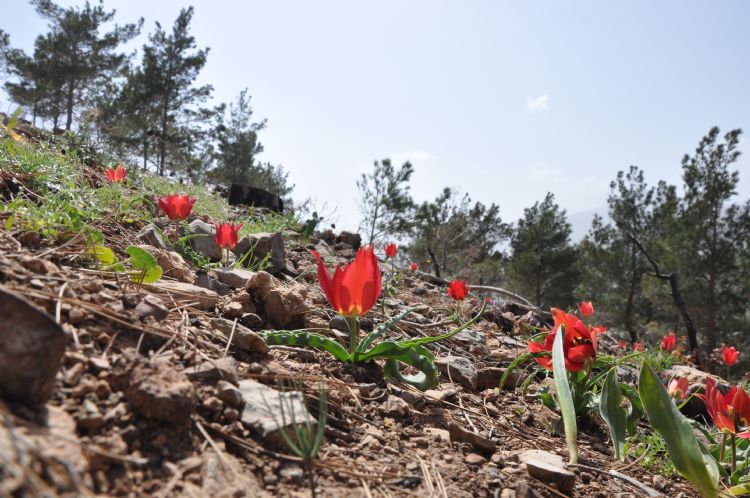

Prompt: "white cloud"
[526,95,549,112]
[390,149,435,165]
[527,161,560,180]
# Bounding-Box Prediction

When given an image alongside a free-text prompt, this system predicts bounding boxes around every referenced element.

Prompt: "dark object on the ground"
[0,289,67,406]
[225,184,283,212]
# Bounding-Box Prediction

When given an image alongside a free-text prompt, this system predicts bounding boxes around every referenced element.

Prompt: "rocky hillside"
[0,131,702,497]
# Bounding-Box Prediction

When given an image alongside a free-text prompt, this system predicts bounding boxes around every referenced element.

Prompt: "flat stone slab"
[519,449,576,495]
[146,280,219,310]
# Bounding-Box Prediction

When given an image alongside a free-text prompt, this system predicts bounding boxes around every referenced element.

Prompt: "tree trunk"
[706,272,717,350]
[143,131,149,171]
[427,248,440,278]
[65,80,75,131]
[628,233,700,354]
[668,273,699,354]
[624,242,638,342]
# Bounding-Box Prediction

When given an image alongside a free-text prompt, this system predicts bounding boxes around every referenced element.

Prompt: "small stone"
[68,308,86,325]
[424,388,457,404]
[239,379,312,440]
[136,224,169,251]
[215,268,257,289]
[186,357,238,384]
[134,294,170,321]
[156,251,194,283]
[382,395,410,418]
[195,271,233,296]
[434,356,478,390]
[465,453,486,465]
[124,359,197,424]
[519,450,575,495]
[88,357,111,372]
[94,380,111,400]
[203,396,224,413]
[652,475,668,491]
[448,422,496,452]
[64,362,86,385]
[279,464,304,482]
[224,407,239,422]
[216,380,244,407]
[209,318,268,354]
[424,427,450,443]
[147,280,219,311]
[454,329,486,344]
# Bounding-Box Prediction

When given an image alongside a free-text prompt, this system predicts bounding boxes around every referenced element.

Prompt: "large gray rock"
[187,219,222,261]
[234,232,286,275]
[239,380,312,440]
[136,224,169,251]
[0,289,67,406]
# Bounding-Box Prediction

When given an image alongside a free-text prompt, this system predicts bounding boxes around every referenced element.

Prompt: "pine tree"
[18,0,142,130]
[506,193,578,307]
[409,188,508,280]
[357,159,415,244]
[678,127,748,350]
[140,7,214,176]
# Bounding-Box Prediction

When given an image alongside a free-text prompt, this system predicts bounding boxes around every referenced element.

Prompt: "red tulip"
[668,377,689,400]
[578,301,594,317]
[384,243,397,258]
[410,262,418,271]
[700,378,750,437]
[215,223,243,249]
[723,346,739,366]
[106,164,126,182]
[527,308,604,372]
[158,194,196,221]
[633,342,645,352]
[661,333,676,352]
[617,340,628,350]
[447,280,469,301]
[311,244,382,318]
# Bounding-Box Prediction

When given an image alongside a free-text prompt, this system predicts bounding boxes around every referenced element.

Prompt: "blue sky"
[3,1,750,236]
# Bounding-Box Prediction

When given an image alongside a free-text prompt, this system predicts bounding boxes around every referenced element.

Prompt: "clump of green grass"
[1,133,301,244]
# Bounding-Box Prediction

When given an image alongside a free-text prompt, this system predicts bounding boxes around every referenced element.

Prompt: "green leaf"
[140,265,162,284]
[126,245,157,270]
[91,245,116,265]
[620,383,644,436]
[380,345,440,391]
[552,324,578,464]
[394,300,487,349]
[639,361,721,498]
[599,368,627,460]
[257,330,351,363]
[728,483,750,496]
[5,214,13,231]
[357,307,415,354]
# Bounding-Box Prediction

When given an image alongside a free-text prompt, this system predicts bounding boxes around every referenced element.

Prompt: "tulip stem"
[732,434,737,474]
[720,433,727,463]
[347,316,359,354]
